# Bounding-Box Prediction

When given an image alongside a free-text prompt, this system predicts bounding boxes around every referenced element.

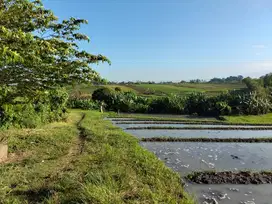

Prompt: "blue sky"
[43,0,272,82]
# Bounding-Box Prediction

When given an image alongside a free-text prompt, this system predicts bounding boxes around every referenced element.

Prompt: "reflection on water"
[187,183,272,204]
[125,128,272,139]
[111,120,272,204]
[112,121,272,139]
[140,142,272,173]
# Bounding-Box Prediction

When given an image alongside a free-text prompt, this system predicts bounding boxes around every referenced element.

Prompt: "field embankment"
[223,113,272,124]
[0,110,194,203]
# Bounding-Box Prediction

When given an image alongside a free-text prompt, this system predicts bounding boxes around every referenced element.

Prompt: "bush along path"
[0,110,194,204]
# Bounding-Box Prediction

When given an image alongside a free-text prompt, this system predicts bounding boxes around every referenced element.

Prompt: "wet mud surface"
[125,129,272,139]
[140,142,272,173]
[187,184,272,204]
[187,171,272,184]
[110,118,272,204]
[141,137,272,143]
[126,126,272,130]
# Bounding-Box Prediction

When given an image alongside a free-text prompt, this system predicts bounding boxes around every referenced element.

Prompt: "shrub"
[67,99,100,110]
[115,87,122,92]
[70,90,92,100]
[92,87,115,102]
[184,93,209,116]
[148,95,185,114]
[237,92,272,115]
[0,88,69,129]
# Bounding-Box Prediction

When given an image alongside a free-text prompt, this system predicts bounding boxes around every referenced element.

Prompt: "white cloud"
[252,44,266,49]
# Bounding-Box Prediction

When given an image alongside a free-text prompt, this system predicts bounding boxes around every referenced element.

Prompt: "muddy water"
[115,123,271,129]
[109,113,217,120]
[187,183,272,204]
[113,122,272,138]
[140,142,272,173]
[111,120,272,204]
[141,142,272,204]
[124,129,272,139]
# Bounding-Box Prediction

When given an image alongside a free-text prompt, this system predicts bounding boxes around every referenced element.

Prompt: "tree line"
[69,72,272,117]
[104,75,245,85]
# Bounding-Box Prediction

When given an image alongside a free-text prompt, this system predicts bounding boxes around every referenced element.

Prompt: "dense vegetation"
[0,87,69,129]
[0,0,109,128]
[68,73,272,117]
[0,1,195,203]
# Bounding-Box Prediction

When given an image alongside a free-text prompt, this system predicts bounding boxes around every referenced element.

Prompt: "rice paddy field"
[68,83,246,97]
[110,114,272,204]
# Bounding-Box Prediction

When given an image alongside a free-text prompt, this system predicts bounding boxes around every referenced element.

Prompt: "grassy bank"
[109,113,218,122]
[224,113,272,124]
[126,126,272,130]
[141,137,272,143]
[110,112,272,126]
[115,121,272,126]
[0,110,194,203]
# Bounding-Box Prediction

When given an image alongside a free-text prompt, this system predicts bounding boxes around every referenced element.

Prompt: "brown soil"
[127,126,272,130]
[141,137,272,143]
[116,121,272,126]
[186,171,272,184]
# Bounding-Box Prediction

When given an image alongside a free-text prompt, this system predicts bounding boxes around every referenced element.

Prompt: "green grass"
[0,110,194,203]
[127,83,245,96]
[109,112,218,122]
[224,113,272,124]
[141,137,272,143]
[67,83,246,97]
[109,112,272,125]
[174,83,245,91]
[67,84,137,95]
[126,126,272,130]
[126,84,203,96]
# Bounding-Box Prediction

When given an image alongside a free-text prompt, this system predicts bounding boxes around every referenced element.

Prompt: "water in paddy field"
[140,142,272,174]
[140,142,272,204]
[124,129,272,139]
[187,184,272,204]
[115,123,272,129]
[112,121,272,139]
[110,119,272,204]
[109,113,217,120]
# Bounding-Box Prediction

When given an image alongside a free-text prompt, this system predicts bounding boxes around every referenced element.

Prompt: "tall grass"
[0,110,195,203]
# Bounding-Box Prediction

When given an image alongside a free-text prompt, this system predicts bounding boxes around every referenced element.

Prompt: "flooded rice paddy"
[115,123,272,129]
[140,142,272,174]
[125,129,272,139]
[187,184,272,204]
[111,118,272,204]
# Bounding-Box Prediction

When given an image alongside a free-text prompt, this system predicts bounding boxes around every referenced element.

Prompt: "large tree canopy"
[0,0,110,97]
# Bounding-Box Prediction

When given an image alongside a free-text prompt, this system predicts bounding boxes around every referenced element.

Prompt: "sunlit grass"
[0,110,194,203]
[224,113,272,124]
[67,83,245,97]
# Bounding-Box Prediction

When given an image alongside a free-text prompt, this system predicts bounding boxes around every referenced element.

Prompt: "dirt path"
[41,113,87,183]
[69,113,87,156]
